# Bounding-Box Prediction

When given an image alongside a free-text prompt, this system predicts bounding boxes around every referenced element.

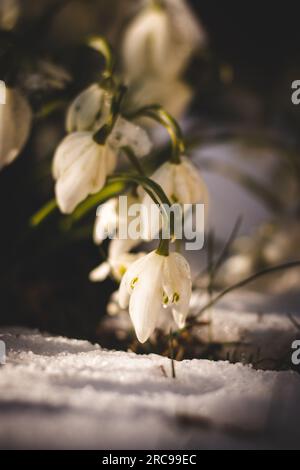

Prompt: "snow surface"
[190,290,300,366]
[0,328,299,450]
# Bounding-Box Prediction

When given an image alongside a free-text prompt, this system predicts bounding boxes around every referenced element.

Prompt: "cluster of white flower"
[0,0,207,344]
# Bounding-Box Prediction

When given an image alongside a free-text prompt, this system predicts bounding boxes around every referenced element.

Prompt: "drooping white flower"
[66,84,112,132]
[0,0,20,30]
[140,158,208,239]
[122,0,206,82]
[0,87,32,170]
[119,250,192,343]
[53,117,152,214]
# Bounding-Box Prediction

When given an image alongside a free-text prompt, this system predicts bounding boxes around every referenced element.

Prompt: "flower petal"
[55,148,100,213]
[162,252,192,328]
[128,253,164,343]
[89,262,111,282]
[52,132,94,180]
[0,88,32,169]
[66,84,112,132]
[108,117,152,158]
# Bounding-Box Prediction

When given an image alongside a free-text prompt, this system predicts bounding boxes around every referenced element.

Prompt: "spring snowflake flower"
[66,84,113,132]
[119,250,192,343]
[140,158,207,240]
[0,87,32,170]
[53,117,152,214]
[122,0,206,82]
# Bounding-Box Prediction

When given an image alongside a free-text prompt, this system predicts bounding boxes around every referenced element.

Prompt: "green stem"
[109,174,172,253]
[87,36,114,76]
[157,238,170,257]
[122,146,146,177]
[30,199,58,227]
[127,105,185,164]
[169,329,176,379]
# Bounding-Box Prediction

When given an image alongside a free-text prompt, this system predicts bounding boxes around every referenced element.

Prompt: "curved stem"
[87,36,114,76]
[122,146,146,177]
[127,105,185,164]
[109,173,173,254]
[30,199,57,227]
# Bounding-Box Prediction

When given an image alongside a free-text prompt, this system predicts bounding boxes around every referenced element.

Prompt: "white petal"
[173,163,193,204]
[162,253,192,328]
[180,158,208,204]
[108,117,152,158]
[0,88,32,169]
[118,251,161,305]
[122,8,171,81]
[89,262,111,282]
[170,253,192,328]
[66,84,112,132]
[52,132,94,180]
[55,149,100,213]
[128,253,164,343]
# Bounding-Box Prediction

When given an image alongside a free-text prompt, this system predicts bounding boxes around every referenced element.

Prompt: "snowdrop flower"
[119,250,192,343]
[53,117,152,214]
[66,84,112,132]
[0,0,20,30]
[140,158,207,239]
[0,87,32,170]
[122,0,206,82]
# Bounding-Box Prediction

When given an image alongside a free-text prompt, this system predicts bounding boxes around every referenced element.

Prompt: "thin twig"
[169,329,176,379]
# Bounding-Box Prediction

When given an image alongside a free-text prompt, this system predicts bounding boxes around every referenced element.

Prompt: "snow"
[189,290,300,367]
[0,328,299,450]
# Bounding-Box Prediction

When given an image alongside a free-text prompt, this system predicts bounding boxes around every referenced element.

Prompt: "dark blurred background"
[1,0,300,347]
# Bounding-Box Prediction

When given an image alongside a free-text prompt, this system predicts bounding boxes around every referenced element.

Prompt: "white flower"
[119,250,192,343]
[0,87,32,170]
[122,1,206,82]
[90,250,146,283]
[140,158,208,239]
[66,84,112,132]
[0,0,20,30]
[53,117,152,214]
